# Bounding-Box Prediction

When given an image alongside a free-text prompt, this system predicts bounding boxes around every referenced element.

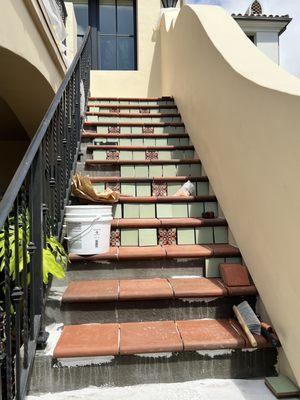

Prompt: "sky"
[187,0,300,78]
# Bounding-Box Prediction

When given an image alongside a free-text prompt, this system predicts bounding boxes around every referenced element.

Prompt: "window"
[73,0,89,47]
[98,0,137,70]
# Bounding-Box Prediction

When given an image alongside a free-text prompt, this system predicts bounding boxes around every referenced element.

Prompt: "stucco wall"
[65,2,78,63]
[90,0,162,97]
[161,5,300,384]
[256,31,279,64]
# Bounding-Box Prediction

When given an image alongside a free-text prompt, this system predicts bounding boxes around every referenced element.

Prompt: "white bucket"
[64,205,113,255]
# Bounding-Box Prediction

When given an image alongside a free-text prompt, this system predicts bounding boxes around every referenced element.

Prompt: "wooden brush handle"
[233,305,258,348]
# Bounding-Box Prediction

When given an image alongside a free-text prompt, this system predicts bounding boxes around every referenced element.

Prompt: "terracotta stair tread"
[62,277,257,303]
[86,112,181,118]
[69,244,240,262]
[82,132,189,139]
[87,145,194,151]
[111,217,227,229]
[117,195,216,203]
[85,159,199,166]
[90,176,209,183]
[87,104,177,110]
[88,97,173,102]
[84,122,184,128]
[53,319,269,359]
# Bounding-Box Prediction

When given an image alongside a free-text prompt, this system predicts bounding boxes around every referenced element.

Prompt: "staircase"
[29,97,277,394]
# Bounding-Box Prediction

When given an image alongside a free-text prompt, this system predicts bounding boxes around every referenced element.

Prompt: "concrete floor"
[27,379,282,400]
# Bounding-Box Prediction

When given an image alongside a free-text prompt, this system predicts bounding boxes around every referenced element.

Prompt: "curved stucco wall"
[161,5,300,383]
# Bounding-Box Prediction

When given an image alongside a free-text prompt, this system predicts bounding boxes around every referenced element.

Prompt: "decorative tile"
[140,108,150,114]
[145,150,158,160]
[159,228,177,245]
[142,126,154,134]
[152,182,167,196]
[109,107,120,113]
[110,229,121,247]
[106,150,120,160]
[106,182,120,192]
[108,126,120,134]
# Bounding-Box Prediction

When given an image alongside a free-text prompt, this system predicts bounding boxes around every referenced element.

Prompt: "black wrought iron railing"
[0,28,91,400]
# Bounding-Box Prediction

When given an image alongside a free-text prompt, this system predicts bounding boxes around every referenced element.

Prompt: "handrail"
[0,27,91,228]
[0,27,92,400]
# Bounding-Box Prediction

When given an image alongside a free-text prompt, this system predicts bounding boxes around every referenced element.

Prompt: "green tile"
[136,183,151,196]
[132,138,144,146]
[135,165,149,178]
[131,127,140,134]
[197,182,209,196]
[93,183,105,193]
[172,203,188,218]
[191,164,201,176]
[139,204,155,218]
[154,127,164,133]
[167,138,180,146]
[157,204,173,218]
[225,257,241,264]
[93,150,107,161]
[159,151,171,160]
[180,138,189,145]
[185,150,194,159]
[112,204,122,218]
[121,229,139,246]
[121,165,135,177]
[123,204,139,218]
[119,151,133,161]
[167,183,181,196]
[177,165,191,176]
[139,229,157,246]
[122,127,131,134]
[205,202,218,215]
[214,227,228,244]
[157,138,168,146]
[96,126,104,134]
[163,165,177,176]
[172,150,184,159]
[264,376,300,398]
[188,202,204,218]
[119,138,131,146]
[121,183,136,196]
[205,258,225,278]
[144,138,156,146]
[86,115,98,122]
[177,228,195,245]
[133,151,145,160]
[195,227,213,244]
[149,165,163,177]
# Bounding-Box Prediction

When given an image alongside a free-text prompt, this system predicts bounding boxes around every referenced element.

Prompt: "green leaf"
[42,248,65,285]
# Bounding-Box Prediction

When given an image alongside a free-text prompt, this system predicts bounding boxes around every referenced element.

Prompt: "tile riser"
[45,296,256,325]
[29,349,277,394]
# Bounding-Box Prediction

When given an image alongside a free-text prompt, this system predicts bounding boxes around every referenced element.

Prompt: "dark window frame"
[98,0,137,71]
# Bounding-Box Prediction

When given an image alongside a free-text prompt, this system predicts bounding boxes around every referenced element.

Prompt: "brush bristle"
[237,301,261,335]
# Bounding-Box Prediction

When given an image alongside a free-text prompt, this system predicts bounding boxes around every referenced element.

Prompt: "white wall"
[256,31,279,64]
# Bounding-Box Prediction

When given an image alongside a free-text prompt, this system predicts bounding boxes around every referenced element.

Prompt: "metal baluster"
[21,187,29,370]
[4,218,13,400]
[11,199,23,400]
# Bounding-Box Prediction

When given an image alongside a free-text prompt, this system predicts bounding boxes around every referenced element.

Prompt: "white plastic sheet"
[42,0,67,54]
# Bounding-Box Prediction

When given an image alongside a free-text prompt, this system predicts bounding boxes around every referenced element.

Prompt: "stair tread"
[116,195,215,203]
[86,112,181,118]
[87,145,194,151]
[82,132,189,139]
[85,159,199,165]
[53,319,269,359]
[111,217,227,228]
[62,277,257,303]
[90,176,209,183]
[84,122,184,127]
[88,97,174,102]
[69,244,240,262]
[88,104,178,109]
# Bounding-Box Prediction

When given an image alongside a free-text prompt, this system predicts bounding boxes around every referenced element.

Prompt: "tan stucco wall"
[90,0,162,97]
[161,5,300,384]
